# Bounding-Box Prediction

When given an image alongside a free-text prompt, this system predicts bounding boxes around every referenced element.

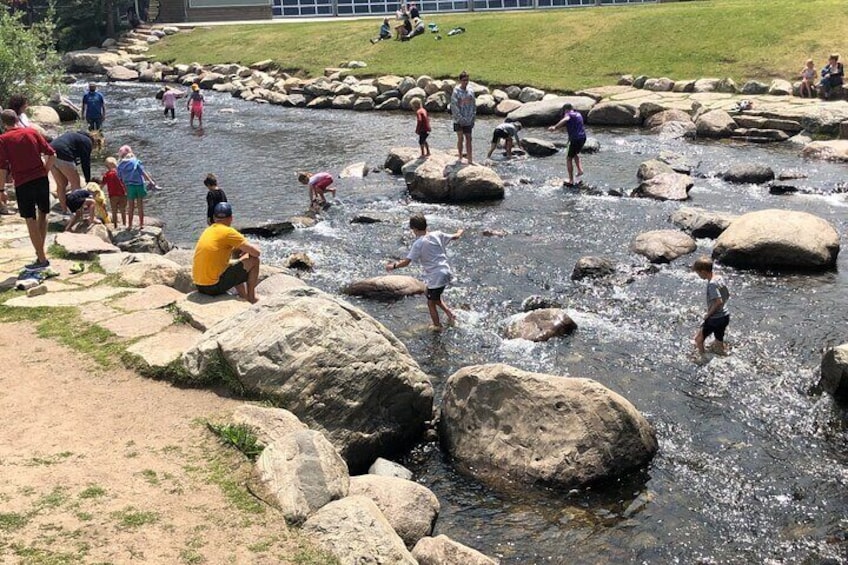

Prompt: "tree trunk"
[105,0,115,37]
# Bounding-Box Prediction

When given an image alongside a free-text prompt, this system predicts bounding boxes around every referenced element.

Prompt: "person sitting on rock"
[799,58,817,98]
[487,121,522,159]
[192,202,261,304]
[819,53,844,100]
[371,18,392,43]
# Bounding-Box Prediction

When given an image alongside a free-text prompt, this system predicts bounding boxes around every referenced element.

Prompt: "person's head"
[297,171,312,185]
[562,103,574,113]
[84,181,101,193]
[458,71,469,86]
[830,53,840,64]
[409,213,427,233]
[86,130,105,151]
[192,84,200,92]
[383,17,389,24]
[117,145,133,159]
[7,94,27,115]
[88,83,97,93]
[204,173,218,189]
[213,202,233,224]
[1,109,19,129]
[692,256,714,279]
[105,156,118,170]
[806,58,815,68]
[410,98,422,110]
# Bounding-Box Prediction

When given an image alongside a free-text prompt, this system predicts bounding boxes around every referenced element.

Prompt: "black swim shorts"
[701,314,730,342]
[426,286,445,301]
[16,176,50,219]
[418,132,430,145]
[567,137,586,158]
[196,261,248,296]
[453,123,473,135]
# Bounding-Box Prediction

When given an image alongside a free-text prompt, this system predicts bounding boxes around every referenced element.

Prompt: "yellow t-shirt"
[192,223,247,286]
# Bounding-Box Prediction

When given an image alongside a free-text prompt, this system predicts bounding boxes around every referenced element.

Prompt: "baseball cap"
[213,202,233,218]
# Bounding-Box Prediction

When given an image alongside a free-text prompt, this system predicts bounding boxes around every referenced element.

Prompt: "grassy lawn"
[149,0,848,91]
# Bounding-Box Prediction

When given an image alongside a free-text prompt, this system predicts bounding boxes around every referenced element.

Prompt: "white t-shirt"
[407,231,453,289]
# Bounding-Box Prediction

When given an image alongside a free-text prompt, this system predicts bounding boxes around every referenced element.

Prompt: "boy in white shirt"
[387,214,464,329]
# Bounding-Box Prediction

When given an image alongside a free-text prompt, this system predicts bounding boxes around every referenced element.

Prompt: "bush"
[0,9,63,105]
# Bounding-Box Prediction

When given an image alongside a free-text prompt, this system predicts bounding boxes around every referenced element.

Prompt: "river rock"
[657,150,695,174]
[656,120,697,140]
[572,256,617,280]
[587,101,641,126]
[182,288,434,471]
[520,295,562,312]
[412,535,498,565]
[401,87,426,110]
[368,458,413,481]
[800,140,848,162]
[239,221,295,238]
[503,308,576,342]
[644,109,693,129]
[376,97,401,111]
[257,430,350,525]
[425,91,448,113]
[496,99,522,116]
[505,96,595,127]
[231,404,308,447]
[518,86,545,103]
[55,232,119,255]
[630,230,697,263]
[740,80,769,95]
[116,254,182,288]
[255,273,308,298]
[106,65,139,81]
[721,164,775,184]
[285,252,314,271]
[712,209,840,271]
[28,105,61,126]
[440,363,658,487]
[768,79,793,96]
[695,110,737,138]
[643,77,675,92]
[385,147,422,174]
[637,159,674,181]
[519,137,558,157]
[376,75,403,93]
[47,100,81,122]
[632,172,693,201]
[375,90,400,105]
[341,275,426,299]
[669,206,737,238]
[63,48,125,73]
[331,95,355,110]
[111,226,171,254]
[349,475,439,548]
[475,94,496,115]
[400,151,504,203]
[820,344,848,401]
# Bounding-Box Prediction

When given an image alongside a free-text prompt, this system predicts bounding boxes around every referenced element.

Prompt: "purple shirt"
[564,110,586,141]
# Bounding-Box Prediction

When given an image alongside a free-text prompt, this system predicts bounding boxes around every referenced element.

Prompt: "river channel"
[83,81,848,563]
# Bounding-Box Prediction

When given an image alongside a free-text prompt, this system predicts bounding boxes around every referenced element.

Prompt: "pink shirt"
[162,90,177,109]
[309,172,333,190]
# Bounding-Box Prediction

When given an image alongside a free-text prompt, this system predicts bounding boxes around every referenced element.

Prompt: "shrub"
[0,8,63,105]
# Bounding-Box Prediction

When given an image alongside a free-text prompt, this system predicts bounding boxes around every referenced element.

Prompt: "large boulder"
[636,159,674,181]
[412,535,498,565]
[503,309,577,342]
[257,430,350,524]
[302,496,416,564]
[712,209,840,271]
[106,65,139,81]
[475,94,496,115]
[721,164,775,184]
[63,48,125,73]
[385,147,423,174]
[768,79,794,96]
[505,96,595,127]
[111,226,171,254]
[518,86,545,103]
[630,230,697,263]
[586,101,641,126]
[632,172,693,201]
[440,364,658,487]
[800,140,848,162]
[182,287,434,471]
[644,109,693,129]
[519,137,558,157]
[28,106,61,126]
[820,344,848,401]
[349,475,440,548]
[341,275,425,299]
[695,110,737,138]
[399,151,504,203]
[670,206,737,239]
[116,254,182,288]
[231,404,308,447]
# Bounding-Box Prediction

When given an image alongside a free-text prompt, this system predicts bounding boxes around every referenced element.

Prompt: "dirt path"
[0,321,327,564]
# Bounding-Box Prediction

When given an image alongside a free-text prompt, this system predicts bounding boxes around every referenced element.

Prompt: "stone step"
[124,325,204,377]
[98,309,175,339]
[173,292,251,332]
[4,286,136,308]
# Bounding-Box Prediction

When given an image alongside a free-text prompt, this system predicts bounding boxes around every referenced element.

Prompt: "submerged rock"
[571,256,617,280]
[820,344,848,402]
[721,163,775,184]
[412,535,499,565]
[503,308,576,342]
[632,172,693,201]
[630,230,697,263]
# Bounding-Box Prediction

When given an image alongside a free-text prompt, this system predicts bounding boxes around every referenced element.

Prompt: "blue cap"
[213,202,233,218]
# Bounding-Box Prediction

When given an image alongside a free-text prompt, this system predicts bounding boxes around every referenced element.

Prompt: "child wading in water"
[298,171,336,210]
[411,98,431,157]
[692,256,730,358]
[387,214,464,330]
[102,156,127,228]
[204,173,227,225]
[187,84,204,127]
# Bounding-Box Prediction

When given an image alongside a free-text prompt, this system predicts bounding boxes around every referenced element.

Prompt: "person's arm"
[100,95,106,121]
[449,228,465,241]
[79,147,92,182]
[43,154,55,174]
[237,241,261,258]
[704,296,724,320]
[81,95,86,120]
[64,210,82,231]
[549,115,570,131]
[386,258,412,271]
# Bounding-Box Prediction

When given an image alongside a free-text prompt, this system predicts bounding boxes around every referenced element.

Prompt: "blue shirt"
[82,91,105,120]
[117,157,145,186]
[563,110,586,141]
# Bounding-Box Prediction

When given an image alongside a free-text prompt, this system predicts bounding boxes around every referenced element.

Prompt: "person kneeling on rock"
[192,202,261,304]
[64,188,98,232]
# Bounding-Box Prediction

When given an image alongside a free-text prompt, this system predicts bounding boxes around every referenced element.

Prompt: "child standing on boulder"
[386,214,464,330]
[692,256,730,358]
[411,98,431,157]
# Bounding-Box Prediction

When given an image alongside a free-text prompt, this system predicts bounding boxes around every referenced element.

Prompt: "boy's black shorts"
[426,286,445,301]
[16,176,50,219]
[418,132,429,145]
[702,314,730,341]
[567,137,586,158]
[196,261,248,296]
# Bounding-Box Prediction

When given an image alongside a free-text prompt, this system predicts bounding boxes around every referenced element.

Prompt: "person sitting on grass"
[371,18,392,43]
[402,17,426,41]
[192,202,261,304]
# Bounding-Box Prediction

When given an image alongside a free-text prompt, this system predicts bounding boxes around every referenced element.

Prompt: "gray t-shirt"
[706,276,730,318]
[407,231,453,289]
[450,85,476,127]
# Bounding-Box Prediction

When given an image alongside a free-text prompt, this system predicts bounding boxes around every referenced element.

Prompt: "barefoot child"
[297,171,336,209]
[548,103,586,186]
[204,173,227,225]
[693,256,730,357]
[102,157,126,228]
[487,121,522,159]
[411,98,431,157]
[187,84,204,128]
[116,145,157,230]
[800,59,817,98]
[387,214,464,330]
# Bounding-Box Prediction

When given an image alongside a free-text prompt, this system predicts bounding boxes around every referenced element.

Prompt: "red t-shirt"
[102,169,127,197]
[416,108,431,134]
[0,126,55,187]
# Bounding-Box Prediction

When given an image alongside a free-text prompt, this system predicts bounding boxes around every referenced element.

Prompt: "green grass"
[78,485,107,500]
[206,423,265,461]
[110,507,159,529]
[0,512,30,531]
[149,0,848,91]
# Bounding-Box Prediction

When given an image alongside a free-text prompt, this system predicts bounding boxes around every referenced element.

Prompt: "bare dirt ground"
[0,321,327,565]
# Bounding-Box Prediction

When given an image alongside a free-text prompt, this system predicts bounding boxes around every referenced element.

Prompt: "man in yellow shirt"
[192,202,261,304]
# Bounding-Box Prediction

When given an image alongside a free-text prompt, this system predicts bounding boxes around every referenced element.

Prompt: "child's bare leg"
[575,154,584,176]
[694,329,706,354]
[138,199,144,229]
[566,158,575,185]
[109,197,119,228]
[456,132,464,161]
[120,200,127,226]
[438,298,456,323]
[127,200,135,230]
[487,142,496,159]
[427,299,441,327]
[424,141,430,156]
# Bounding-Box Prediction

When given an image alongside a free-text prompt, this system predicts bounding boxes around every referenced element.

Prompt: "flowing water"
[87,81,848,563]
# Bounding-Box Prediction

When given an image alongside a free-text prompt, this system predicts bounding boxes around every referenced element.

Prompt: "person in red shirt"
[102,156,127,228]
[0,109,56,270]
[411,98,431,157]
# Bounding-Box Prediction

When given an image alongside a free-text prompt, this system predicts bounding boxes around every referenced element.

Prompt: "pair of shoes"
[69,262,85,274]
[24,259,50,271]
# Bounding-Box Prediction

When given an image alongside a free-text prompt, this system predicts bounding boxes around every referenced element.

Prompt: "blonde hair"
[410,98,422,110]
[297,171,311,184]
[105,156,118,169]
[806,58,814,65]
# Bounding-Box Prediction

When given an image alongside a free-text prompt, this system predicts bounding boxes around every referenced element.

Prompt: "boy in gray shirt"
[693,256,730,356]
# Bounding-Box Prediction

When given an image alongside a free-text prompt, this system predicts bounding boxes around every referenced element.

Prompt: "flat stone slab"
[67,272,106,287]
[98,309,175,339]
[97,252,133,274]
[4,286,135,308]
[173,292,251,331]
[0,246,35,267]
[55,232,119,255]
[110,284,185,312]
[125,324,204,370]
[78,302,123,324]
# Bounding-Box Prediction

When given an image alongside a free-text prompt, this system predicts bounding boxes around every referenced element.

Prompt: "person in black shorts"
[692,256,731,357]
[63,189,97,232]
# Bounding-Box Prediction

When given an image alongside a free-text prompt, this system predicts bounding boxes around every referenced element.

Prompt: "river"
[84,81,848,563]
